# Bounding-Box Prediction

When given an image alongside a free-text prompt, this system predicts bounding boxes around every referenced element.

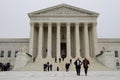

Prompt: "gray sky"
[0,0,120,38]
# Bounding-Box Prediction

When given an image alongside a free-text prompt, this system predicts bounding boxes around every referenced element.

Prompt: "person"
[57,66,59,71]
[65,63,70,72]
[70,59,72,64]
[6,62,10,71]
[47,62,49,71]
[74,58,82,76]
[43,64,47,71]
[0,62,3,71]
[2,63,7,71]
[59,58,61,63]
[49,64,53,71]
[116,61,120,70]
[82,57,90,76]
[55,57,57,63]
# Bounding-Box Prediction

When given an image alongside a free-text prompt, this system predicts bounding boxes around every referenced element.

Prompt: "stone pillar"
[66,23,71,59]
[75,23,81,58]
[56,23,61,58]
[47,23,52,58]
[36,23,43,61]
[92,23,98,58]
[29,22,34,61]
[84,23,90,58]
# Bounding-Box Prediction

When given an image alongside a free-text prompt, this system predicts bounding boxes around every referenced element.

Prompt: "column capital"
[38,22,43,25]
[66,22,71,26]
[93,22,97,24]
[39,22,43,27]
[30,22,34,26]
[75,23,80,27]
[84,22,89,25]
[57,23,61,26]
[30,22,34,24]
[75,22,80,25]
[93,23,97,27]
[47,22,52,25]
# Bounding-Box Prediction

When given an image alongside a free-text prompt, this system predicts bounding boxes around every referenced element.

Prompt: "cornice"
[0,38,29,43]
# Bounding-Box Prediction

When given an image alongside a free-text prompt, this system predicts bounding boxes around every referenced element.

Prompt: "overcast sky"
[0,0,120,38]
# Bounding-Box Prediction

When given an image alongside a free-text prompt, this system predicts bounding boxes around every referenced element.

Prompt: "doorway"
[61,43,66,58]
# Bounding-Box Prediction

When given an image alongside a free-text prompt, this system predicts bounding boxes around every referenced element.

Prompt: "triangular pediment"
[28,4,99,17]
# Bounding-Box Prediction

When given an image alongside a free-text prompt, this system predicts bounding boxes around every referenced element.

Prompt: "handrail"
[96,51,104,57]
[26,53,32,57]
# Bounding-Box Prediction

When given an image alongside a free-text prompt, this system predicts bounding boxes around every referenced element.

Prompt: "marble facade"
[0,4,120,69]
[28,4,99,61]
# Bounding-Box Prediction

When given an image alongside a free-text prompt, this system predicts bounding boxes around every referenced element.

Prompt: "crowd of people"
[43,57,90,76]
[0,62,11,71]
[0,57,90,76]
[43,62,53,71]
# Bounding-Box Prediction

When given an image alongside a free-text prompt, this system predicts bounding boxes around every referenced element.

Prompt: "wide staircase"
[14,58,113,71]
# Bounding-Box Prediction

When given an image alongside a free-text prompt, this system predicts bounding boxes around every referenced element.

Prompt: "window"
[15,51,18,57]
[0,51,4,57]
[8,51,11,57]
[115,50,119,57]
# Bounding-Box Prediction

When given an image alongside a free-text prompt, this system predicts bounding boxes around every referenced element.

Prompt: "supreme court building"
[0,4,120,70]
[28,4,99,61]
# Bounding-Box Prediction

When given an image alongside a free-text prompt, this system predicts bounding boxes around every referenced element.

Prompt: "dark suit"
[74,59,82,75]
[82,59,90,75]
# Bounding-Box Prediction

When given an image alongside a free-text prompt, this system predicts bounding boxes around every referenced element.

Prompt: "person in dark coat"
[49,64,53,71]
[59,58,61,63]
[43,64,47,71]
[55,57,57,63]
[65,63,68,71]
[57,66,59,71]
[65,63,70,72]
[82,57,90,76]
[0,63,3,71]
[70,59,72,64]
[74,58,82,76]
[2,63,7,71]
[6,63,10,71]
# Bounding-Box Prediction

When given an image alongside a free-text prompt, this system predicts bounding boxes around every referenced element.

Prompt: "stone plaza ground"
[0,71,120,80]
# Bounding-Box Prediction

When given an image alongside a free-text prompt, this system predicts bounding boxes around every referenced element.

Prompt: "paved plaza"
[0,71,120,80]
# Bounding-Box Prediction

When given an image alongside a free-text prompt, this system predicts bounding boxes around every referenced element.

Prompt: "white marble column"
[56,23,61,58]
[36,23,43,61]
[29,22,34,61]
[66,23,71,59]
[84,23,90,58]
[75,23,81,58]
[92,23,98,58]
[47,23,52,58]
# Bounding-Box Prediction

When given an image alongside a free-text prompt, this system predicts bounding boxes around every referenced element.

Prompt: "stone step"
[14,58,113,71]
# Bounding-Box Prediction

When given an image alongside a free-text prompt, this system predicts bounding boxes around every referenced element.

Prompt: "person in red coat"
[82,57,90,76]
